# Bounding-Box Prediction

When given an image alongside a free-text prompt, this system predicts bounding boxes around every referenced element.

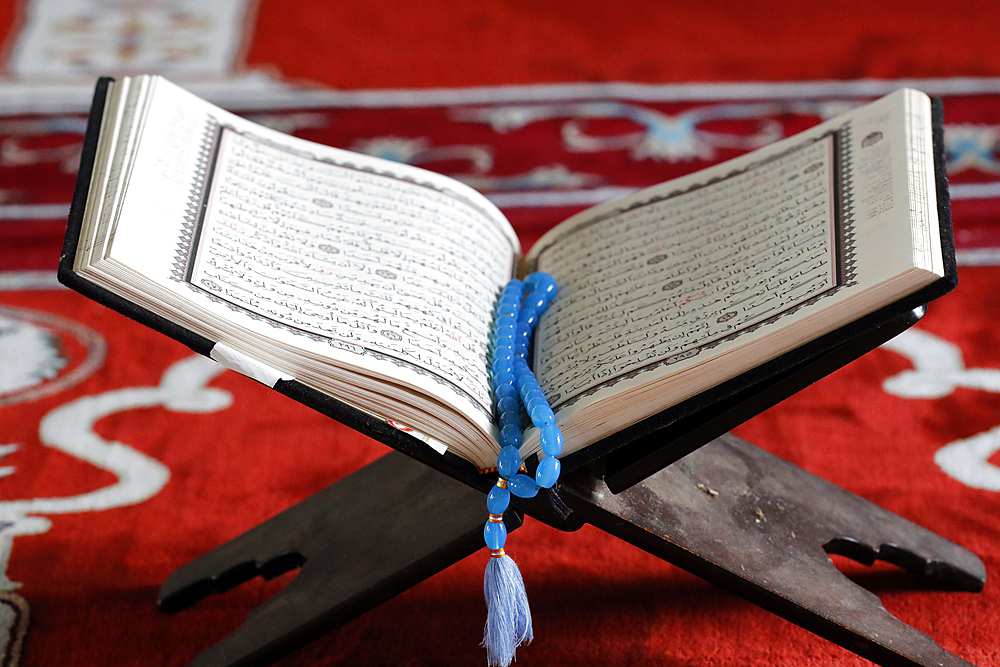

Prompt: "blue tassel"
[483,553,533,666]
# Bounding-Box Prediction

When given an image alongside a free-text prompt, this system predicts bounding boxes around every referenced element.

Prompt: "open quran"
[61,76,955,478]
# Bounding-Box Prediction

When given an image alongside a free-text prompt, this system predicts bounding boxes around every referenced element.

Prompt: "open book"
[62,76,955,479]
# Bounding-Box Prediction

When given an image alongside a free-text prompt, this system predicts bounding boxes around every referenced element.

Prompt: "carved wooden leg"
[563,433,985,667]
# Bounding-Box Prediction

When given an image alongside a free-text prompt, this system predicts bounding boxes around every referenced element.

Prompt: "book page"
[532,134,840,408]
[181,126,512,412]
[524,89,940,458]
[80,77,520,466]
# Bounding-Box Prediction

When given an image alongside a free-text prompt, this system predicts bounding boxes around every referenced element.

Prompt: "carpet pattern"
[1,2,999,666]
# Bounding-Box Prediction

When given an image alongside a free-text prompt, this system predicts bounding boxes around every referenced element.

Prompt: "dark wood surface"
[161,434,985,667]
[564,433,985,667]
[159,453,518,667]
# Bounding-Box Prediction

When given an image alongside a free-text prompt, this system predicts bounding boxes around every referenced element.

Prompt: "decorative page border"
[170,120,508,421]
[543,124,856,410]
[171,117,221,283]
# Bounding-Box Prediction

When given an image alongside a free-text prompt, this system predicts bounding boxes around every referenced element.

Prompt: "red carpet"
[1,2,999,666]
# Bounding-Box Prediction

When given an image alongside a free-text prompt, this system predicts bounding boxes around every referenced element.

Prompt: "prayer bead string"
[485,272,562,555]
[481,272,562,666]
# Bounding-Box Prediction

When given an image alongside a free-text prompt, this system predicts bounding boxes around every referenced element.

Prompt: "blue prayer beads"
[499,425,522,449]
[486,484,510,514]
[535,455,560,488]
[497,445,521,477]
[499,409,521,430]
[481,273,564,667]
[495,381,517,401]
[529,404,555,426]
[540,424,563,456]
[525,272,557,301]
[521,292,548,317]
[518,309,538,330]
[485,273,564,555]
[484,515,507,550]
[507,473,538,498]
